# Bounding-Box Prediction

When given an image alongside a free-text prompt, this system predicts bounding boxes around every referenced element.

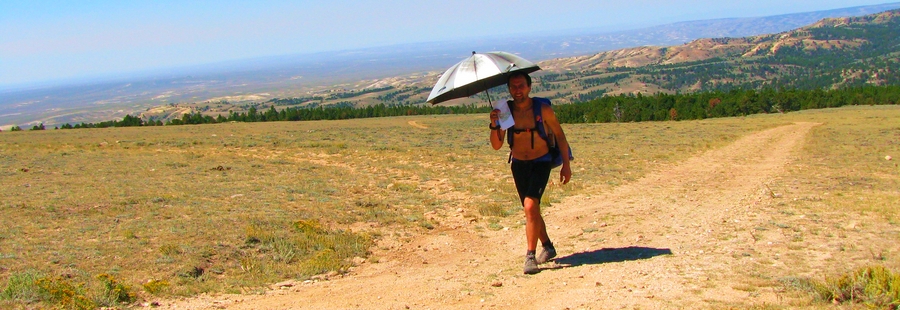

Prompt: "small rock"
[351,256,366,265]
[886,155,893,161]
[273,280,295,288]
[491,281,502,287]
[141,301,162,307]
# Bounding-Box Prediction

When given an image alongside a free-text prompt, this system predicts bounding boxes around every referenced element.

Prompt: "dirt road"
[161,122,822,309]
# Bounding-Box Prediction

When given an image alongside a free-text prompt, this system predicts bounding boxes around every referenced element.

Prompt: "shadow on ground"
[553,246,672,268]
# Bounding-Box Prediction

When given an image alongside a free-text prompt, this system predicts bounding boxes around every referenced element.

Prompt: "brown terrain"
[66,9,889,127]
[539,10,891,73]
[6,9,896,130]
[152,121,884,309]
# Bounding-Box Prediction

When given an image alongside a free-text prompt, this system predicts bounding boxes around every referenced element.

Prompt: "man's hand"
[559,164,572,185]
[489,109,500,125]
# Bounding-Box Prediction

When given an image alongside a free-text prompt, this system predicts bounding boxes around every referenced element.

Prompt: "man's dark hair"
[507,72,532,87]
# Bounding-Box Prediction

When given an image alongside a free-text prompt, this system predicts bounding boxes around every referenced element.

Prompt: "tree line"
[8,84,898,132]
[13,103,491,130]
[553,85,900,123]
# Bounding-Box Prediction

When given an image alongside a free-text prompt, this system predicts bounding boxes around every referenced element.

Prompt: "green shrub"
[293,219,324,234]
[784,265,900,308]
[1,271,135,309]
[0,270,43,302]
[95,273,135,305]
[142,279,170,295]
[35,276,96,310]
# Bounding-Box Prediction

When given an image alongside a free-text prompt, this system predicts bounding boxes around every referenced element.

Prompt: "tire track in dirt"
[160,122,819,309]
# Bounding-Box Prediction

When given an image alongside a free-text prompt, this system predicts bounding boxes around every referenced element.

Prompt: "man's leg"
[523,197,550,252]
[513,160,553,274]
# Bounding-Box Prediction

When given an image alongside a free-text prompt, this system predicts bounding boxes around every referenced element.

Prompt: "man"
[489,72,572,274]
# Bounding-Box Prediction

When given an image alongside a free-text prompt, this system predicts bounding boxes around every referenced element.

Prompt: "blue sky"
[0,0,893,87]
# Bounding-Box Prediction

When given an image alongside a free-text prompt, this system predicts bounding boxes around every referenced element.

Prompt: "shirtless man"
[489,72,572,274]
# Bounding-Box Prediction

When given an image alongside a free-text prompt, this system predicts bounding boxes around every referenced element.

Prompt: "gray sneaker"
[536,244,557,264]
[523,254,539,274]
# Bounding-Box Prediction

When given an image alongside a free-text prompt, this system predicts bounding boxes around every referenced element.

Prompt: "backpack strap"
[532,97,551,143]
[506,97,553,149]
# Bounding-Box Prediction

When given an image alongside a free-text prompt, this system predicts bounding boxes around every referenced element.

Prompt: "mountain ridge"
[545,9,900,68]
[2,3,900,129]
[123,8,899,125]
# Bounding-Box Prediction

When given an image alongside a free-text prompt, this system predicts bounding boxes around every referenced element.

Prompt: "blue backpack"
[506,97,574,168]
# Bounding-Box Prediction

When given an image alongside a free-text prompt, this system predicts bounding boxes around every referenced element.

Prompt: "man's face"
[507,76,531,102]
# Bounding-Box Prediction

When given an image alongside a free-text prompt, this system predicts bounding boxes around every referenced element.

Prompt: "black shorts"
[510,155,553,205]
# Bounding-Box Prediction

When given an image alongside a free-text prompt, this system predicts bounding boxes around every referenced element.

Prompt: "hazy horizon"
[2,0,896,89]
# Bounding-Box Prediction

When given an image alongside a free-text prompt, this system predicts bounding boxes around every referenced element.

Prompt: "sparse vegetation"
[0,270,135,309]
[2,11,899,308]
[783,266,900,308]
[1,104,898,308]
[0,112,764,307]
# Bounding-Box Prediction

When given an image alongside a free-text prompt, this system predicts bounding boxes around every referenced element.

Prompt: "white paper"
[492,98,515,130]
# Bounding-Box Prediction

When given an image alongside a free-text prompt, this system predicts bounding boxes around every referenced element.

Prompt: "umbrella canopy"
[426,51,540,105]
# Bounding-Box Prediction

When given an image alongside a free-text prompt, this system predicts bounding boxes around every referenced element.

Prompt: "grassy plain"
[1,106,898,308]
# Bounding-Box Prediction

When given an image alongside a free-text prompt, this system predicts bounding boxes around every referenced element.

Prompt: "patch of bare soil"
[407,121,429,129]
[157,122,840,309]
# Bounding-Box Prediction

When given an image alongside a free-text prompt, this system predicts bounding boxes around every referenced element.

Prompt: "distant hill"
[536,8,900,100]
[517,2,900,58]
[2,2,900,129]
[127,8,900,125]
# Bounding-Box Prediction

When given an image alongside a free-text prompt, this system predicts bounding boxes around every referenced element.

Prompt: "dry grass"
[1,106,898,308]
[782,265,900,307]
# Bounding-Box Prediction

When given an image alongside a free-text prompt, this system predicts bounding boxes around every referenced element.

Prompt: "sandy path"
[161,122,819,309]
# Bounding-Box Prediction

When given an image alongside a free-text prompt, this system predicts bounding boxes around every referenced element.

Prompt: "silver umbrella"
[426,51,541,105]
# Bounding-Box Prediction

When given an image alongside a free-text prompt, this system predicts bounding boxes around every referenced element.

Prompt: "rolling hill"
[2,3,900,129]
[134,8,900,125]
[537,9,900,99]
